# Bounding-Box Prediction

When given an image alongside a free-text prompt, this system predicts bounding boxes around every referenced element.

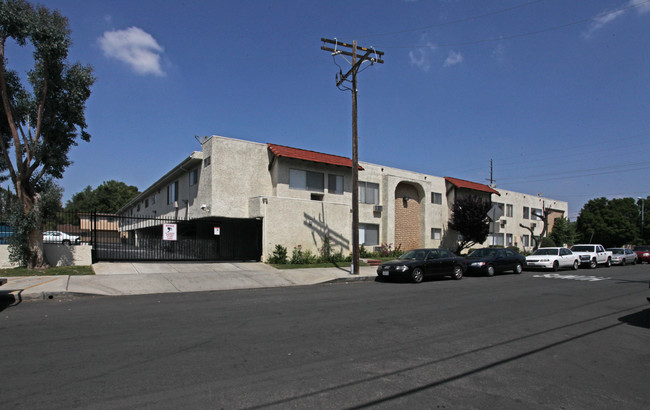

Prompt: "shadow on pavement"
[618,308,650,329]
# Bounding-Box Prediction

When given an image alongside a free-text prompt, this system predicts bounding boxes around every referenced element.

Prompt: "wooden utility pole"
[321,38,384,274]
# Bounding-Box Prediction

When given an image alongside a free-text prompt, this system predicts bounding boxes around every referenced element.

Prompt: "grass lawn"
[0,266,94,277]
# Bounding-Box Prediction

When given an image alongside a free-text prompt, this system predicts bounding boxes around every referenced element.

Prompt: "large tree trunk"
[18,188,46,268]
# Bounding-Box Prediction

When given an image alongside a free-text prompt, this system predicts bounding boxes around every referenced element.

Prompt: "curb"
[324,275,377,284]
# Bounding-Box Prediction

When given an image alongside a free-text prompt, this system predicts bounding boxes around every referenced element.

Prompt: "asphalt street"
[2,264,649,409]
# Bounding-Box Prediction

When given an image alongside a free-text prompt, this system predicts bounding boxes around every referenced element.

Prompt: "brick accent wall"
[394,184,421,251]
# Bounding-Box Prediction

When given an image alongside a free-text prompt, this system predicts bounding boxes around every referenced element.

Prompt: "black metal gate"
[90,213,263,263]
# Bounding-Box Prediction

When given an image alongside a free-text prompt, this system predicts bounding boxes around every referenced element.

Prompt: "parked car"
[376,248,466,283]
[570,244,612,268]
[525,247,579,271]
[633,246,650,264]
[43,231,80,245]
[607,248,637,266]
[466,247,526,276]
[0,223,13,244]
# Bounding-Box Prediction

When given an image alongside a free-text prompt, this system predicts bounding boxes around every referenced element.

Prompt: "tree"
[0,0,94,267]
[448,194,492,254]
[576,197,640,247]
[549,216,577,247]
[65,180,139,214]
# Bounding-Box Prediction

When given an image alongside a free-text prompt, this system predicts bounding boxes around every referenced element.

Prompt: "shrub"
[540,237,556,248]
[267,244,288,264]
[359,245,372,258]
[290,245,304,264]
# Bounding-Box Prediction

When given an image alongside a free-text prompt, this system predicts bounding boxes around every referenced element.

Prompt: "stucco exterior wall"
[0,244,92,268]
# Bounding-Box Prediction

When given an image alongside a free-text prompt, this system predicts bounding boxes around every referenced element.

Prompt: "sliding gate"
[91,213,262,263]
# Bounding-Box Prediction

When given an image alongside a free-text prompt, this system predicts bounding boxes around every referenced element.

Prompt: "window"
[328,174,343,194]
[431,228,442,240]
[144,199,149,208]
[489,233,504,246]
[523,206,530,219]
[532,208,543,221]
[506,204,513,217]
[359,181,379,204]
[167,181,179,205]
[289,169,324,192]
[152,194,157,205]
[204,156,211,167]
[431,192,442,204]
[506,233,513,247]
[136,203,141,212]
[359,224,379,246]
[190,168,198,186]
[522,234,530,247]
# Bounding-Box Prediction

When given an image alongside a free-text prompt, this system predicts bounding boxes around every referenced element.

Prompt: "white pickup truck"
[570,244,612,269]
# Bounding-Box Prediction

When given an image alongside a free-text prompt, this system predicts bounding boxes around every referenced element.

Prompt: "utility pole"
[487,159,496,187]
[321,38,384,274]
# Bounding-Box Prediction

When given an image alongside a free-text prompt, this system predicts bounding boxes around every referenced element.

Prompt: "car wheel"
[605,258,611,268]
[552,261,559,272]
[452,265,463,280]
[572,260,579,270]
[62,239,71,245]
[621,258,626,266]
[411,268,424,284]
[633,258,637,265]
[514,263,523,274]
[486,265,495,277]
[589,259,597,269]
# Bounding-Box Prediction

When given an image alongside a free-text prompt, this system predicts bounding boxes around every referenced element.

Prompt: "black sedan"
[465,248,526,277]
[376,248,466,283]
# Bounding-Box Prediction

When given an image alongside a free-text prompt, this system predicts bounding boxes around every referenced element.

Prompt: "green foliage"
[449,194,492,253]
[576,197,640,247]
[65,180,140,214]
[539,236,556,248]
[549,217,577,247]
[290,245,316,264]
[0,0,94,267]
[267,244,288,264]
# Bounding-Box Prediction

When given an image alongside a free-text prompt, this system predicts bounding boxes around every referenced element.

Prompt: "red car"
[633,246,650,263]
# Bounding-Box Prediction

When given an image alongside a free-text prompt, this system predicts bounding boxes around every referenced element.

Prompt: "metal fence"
[1,211,263,263]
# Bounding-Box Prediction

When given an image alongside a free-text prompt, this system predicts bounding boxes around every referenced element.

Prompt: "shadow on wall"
[43,244,92,266]
[303,211,349,252]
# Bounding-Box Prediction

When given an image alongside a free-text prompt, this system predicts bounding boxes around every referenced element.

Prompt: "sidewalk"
[0,262,379,302]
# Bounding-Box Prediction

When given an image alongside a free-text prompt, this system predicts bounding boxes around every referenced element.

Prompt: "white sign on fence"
[163,223,177,241]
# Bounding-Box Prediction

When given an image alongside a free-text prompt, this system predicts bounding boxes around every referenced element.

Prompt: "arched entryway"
[394,182,422,251]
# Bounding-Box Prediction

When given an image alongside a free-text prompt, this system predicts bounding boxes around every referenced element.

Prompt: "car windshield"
[468,249,496,258]
[531,248,558,256]
[633,246,650,252]
[397,250,427,260]
[608,249,624,254]
[571,246,594,252]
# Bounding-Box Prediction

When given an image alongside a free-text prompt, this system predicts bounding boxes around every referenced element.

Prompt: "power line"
[373,0,650,49]
[357,0,546,40]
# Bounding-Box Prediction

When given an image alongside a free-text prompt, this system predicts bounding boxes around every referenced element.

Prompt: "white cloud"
[443,50,463,67]
[630,0,650,14]
[409,36,437,72]
[99,27,166,77]
[583,0,649,38]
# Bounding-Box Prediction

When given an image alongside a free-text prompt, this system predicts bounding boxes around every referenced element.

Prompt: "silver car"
[43,231,80,245]
[607,248,637,266]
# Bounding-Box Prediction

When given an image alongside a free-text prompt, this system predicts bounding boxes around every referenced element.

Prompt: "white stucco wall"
[0,244,92,268]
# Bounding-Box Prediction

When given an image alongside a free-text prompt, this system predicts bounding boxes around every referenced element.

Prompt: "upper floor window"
[532,208,543,221]
[431,192,442,204]
[328,174,343,195]
[190,168,198,186]
[144,199,149,208]
[204,156,211,167]
[289,169,324,192]
[167,181,179,204]
[359,181,379,204]
[523,206,530,219]
[506,204,513,217]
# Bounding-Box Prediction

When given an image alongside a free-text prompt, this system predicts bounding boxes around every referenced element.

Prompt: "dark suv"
[633,246,650,264]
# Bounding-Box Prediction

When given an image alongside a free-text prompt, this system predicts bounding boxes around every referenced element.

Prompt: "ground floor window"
[506,233,513,247]
[359,223,379,246]
[431,228,442,240]
[522,234,530,247]
[489,233,504,246]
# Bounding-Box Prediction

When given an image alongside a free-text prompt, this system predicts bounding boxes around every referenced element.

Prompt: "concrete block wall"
[0,244,92,268]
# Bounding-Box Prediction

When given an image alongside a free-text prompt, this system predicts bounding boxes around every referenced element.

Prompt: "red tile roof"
[267,143,363,170]
[445,176,500,195]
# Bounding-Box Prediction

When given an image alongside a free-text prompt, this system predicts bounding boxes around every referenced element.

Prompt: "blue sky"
[25,0,650,219]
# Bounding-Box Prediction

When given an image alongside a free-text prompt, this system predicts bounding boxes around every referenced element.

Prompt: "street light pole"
[638,197,645,238]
